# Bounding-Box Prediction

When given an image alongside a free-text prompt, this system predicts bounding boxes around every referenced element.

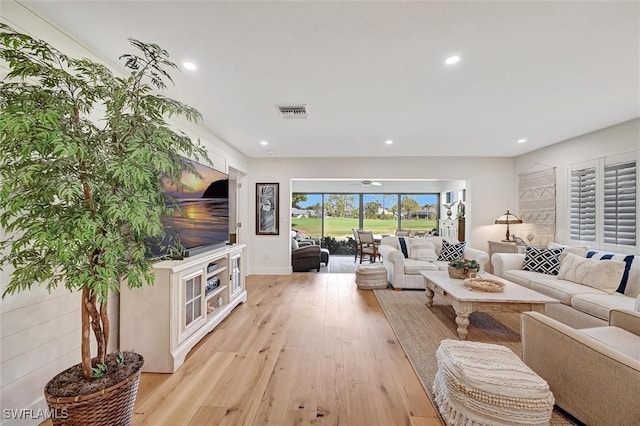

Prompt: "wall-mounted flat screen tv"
[149,158,229,258]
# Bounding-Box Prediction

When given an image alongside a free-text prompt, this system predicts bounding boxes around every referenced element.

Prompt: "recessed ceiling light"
[385,139,393,145]
[517,138,527,144]
[182,62,197,71]
[260,140,268,146]
[444,55,461,65]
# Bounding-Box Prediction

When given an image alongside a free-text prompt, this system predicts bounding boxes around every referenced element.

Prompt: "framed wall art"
[256,182,279,235]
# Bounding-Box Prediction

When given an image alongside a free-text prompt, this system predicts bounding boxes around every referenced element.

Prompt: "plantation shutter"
[604,160,636,246]
[570,167,596,241]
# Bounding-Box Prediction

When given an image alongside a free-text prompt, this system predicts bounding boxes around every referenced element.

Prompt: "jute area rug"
[373,289,578,425]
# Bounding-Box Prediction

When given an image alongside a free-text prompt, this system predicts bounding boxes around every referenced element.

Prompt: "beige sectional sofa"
[492,247,639,328]
[378,236,489,289]
[521,309,640,425]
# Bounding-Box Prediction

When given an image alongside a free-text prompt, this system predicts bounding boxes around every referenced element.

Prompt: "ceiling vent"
[277,104,309,119]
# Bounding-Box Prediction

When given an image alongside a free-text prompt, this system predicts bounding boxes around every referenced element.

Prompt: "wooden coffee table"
[420,270,559,340]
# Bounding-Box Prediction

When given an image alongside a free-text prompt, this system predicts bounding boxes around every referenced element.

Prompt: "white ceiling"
[14,0,640,159]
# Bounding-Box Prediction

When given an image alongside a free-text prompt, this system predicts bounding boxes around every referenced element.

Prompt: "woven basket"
[447,266,478,280]
[45,355,143,426]
[356,265,388,289]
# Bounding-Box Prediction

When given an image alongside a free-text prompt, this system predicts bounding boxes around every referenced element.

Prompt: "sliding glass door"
[292,192,440,250]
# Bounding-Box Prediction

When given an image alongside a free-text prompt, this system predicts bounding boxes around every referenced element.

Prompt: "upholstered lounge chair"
[292,239,321,272]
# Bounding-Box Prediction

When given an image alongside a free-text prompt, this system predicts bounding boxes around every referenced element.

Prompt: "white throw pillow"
[291,238,299,250]
[557,253,626,294]
[409,238,438,261]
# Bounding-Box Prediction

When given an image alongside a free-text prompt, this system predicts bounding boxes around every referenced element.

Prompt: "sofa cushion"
[403,258,438,275]
[571,293,636,321]
[586,251,635,294]
[433,260,452,271]
[523,246,563,275]
[579,326,640,360]
[526,274,607,305]
[438,240,466,261]
[502,269,538,288]
[409,238,437,261]
[557,253,626,294]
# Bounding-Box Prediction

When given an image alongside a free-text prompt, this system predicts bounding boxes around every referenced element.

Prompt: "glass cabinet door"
[230,254,241,294]
[184,274,203,328]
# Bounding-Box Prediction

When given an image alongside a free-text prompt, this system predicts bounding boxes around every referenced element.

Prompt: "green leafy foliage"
[0,23,213,378]
[448,258,480,271]
[0,23,210,302]
[116,351,125,366]
[92,363,109,378]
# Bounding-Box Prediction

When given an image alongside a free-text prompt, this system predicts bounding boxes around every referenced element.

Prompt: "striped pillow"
[586,251,635,294]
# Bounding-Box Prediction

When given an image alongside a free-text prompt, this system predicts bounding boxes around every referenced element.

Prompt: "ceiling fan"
[359,180,382,187]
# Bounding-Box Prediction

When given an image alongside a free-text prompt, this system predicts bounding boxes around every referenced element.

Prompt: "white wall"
[0,3,249,424]
[247,156,516,274]
[514,118,639,253]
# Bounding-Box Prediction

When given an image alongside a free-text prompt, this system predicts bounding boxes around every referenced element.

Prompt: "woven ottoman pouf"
[433,339,555,426]
[355,264,388,289]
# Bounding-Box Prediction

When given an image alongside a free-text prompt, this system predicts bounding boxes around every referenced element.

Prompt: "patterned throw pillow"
[409,238,438,261]
[523,246,563,275]
[438,240,466,261]
[586,251,635,294]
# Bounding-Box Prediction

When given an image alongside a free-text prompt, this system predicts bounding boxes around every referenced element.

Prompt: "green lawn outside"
[291,217,437,240]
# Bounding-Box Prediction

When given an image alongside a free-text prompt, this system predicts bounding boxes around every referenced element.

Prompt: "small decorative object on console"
[448,258,480,279]
[206,277,220,295]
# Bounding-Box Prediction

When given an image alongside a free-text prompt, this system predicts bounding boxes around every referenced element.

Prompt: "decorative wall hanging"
[518,166,556,246]
[256,183,279,235]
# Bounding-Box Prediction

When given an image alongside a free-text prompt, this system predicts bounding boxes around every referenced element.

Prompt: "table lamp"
[495,210,523,242]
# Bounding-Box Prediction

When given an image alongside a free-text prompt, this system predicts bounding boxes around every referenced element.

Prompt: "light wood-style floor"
[132,273,442,425]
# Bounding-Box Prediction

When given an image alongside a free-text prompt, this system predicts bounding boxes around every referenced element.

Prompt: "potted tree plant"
[0,24,210,425]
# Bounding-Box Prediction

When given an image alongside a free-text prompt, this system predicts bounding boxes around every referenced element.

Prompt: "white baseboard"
[247,266,292,275]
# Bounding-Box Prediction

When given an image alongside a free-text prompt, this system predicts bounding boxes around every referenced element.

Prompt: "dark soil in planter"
[45,351,143,398]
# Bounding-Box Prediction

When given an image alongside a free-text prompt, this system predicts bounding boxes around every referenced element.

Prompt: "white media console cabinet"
[120,244,247,373]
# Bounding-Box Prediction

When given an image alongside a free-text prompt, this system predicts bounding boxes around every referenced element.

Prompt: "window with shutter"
[570,167,596,242]
[604,161,636,246]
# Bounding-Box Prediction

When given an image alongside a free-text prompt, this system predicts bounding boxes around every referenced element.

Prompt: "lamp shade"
[495,210,523,225]
[495,210,522,242]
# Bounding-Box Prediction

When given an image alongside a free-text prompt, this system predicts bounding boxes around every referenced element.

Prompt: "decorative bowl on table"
[463,277,505,293]
[447,258,480,279]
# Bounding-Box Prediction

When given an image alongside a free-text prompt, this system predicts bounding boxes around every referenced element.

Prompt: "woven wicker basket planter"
[447,266,478,280]
[44,354,143,426]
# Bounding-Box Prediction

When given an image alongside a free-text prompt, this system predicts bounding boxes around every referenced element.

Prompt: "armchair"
[521,309,640,425]
[291,238,321,272]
